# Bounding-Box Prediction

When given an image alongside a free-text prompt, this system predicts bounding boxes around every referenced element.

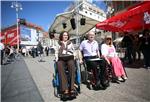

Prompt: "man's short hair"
[87,31,95,35]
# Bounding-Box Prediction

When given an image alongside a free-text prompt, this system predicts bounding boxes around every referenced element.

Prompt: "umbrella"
[96,1,150,33]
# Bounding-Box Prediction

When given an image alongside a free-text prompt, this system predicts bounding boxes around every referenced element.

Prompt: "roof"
[49,11,99,36]
[1,21,45,32]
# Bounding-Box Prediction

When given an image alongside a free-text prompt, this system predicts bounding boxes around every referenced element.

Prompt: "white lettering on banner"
[144,12,150,24]
[4,32,7,35]
[110,20,126,28]
[7,33,14,38]
[9,36,17,44]
[0,36,5,40]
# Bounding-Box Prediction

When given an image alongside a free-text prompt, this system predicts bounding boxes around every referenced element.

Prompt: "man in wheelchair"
[54,31,77,99]
[79,31,109,89]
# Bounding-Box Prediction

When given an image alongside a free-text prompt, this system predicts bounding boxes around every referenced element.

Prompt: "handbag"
[58,54,74,61]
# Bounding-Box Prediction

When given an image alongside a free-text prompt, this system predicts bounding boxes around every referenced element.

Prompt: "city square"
[1,1,150,102]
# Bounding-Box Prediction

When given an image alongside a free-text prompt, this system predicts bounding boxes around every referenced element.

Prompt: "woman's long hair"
[59,31,70,41]
[105,37,113,46]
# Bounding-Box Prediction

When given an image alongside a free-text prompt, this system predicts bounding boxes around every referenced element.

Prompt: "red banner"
[1,26,20,46]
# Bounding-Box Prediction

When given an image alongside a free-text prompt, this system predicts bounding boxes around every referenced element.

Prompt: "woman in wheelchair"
[55,31,76,98]
[101,36,127,82]
[79,31,109,89]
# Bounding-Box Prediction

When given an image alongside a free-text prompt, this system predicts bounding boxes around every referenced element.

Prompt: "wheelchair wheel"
[54,87,60,98]
[81,71,87,84]
[80,63,88,84]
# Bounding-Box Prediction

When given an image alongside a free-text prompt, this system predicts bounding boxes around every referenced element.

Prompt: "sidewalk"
[23,55,60,102]
[1,55,150,102]
[1,56,44,102]
[24,55,150,102]
[24,55,100,102]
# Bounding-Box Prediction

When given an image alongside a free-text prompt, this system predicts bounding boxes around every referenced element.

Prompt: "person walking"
[31,46,36,58]
[45,46,49,56]
[140,29,150,69]
[0,42,5,65]
[121,33,133,64]
[22,47,26,57]
[37,42,44,62]
[132,34,141,61]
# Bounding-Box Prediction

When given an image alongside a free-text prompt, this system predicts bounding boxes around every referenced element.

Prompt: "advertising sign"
[20,25,38,45]
[1,25,40,46]
[20,25,31,41]
[0,26,20,46]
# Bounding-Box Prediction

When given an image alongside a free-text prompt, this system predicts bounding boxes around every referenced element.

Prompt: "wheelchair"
[52,59,81,100]
[80,57,111,90]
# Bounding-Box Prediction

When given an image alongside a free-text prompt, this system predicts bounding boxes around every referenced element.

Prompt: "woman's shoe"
[62,94,69,99]
[62,90,69,99]
[70,90,77,98]
[123,76,128,80]
[118,77,123,81]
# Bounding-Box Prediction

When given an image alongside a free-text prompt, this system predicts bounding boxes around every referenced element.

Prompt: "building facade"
[1,19,48,48]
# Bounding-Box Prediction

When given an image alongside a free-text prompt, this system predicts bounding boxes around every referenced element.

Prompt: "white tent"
[48,11,101,36]
[48,0,107,37]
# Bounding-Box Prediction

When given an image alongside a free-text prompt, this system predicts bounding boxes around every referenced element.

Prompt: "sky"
[1,0,107,32]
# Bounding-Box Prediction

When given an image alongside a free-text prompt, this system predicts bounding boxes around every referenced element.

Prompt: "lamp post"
[11,1,22,53]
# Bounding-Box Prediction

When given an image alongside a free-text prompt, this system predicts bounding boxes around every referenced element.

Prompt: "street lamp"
[11,1,22,52]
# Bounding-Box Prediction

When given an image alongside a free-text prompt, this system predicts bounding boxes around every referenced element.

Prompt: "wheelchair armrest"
[87,58,103,61]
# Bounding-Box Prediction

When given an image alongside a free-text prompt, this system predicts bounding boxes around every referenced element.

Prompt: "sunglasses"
[106,38,111,40]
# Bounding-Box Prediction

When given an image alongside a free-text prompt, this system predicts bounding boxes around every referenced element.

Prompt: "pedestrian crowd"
[0,44,18,64]
[0,41,54,64]
[121,29,150,69]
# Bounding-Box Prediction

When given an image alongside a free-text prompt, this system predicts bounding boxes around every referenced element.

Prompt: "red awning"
[96,1,150,32]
